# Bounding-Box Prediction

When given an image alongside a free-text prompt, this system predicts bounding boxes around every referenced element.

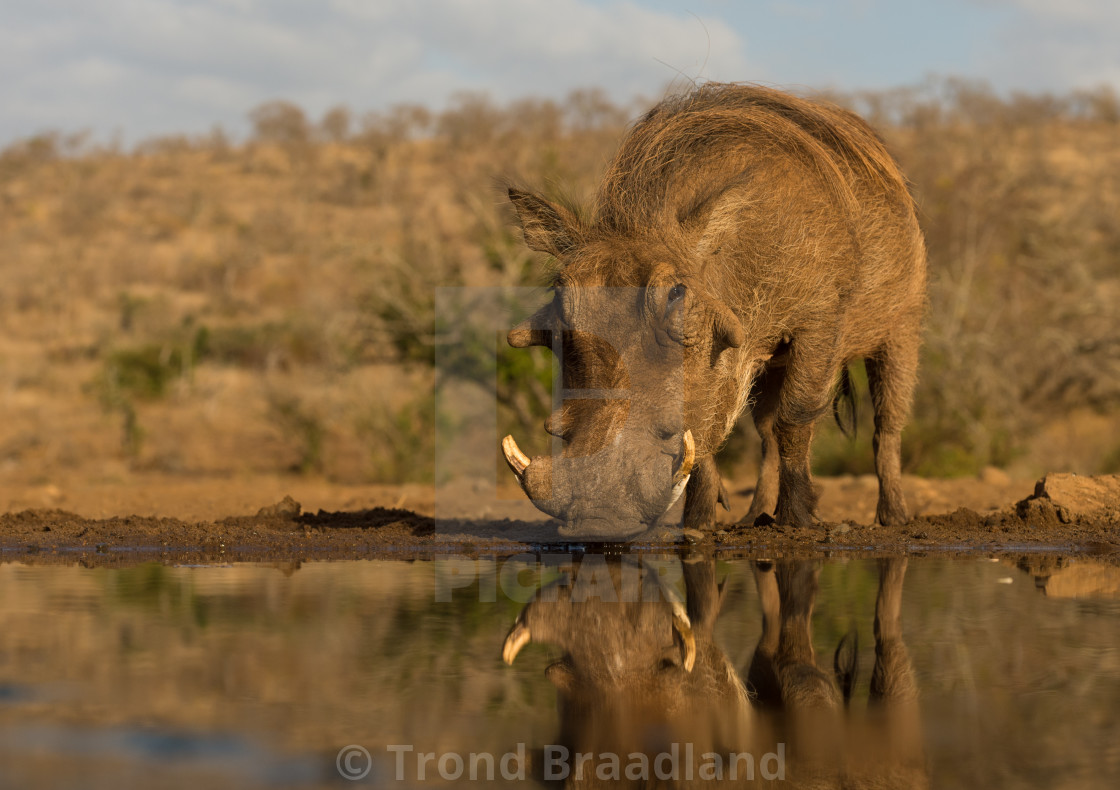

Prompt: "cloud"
[16,0,1119,147]
[0,0,752,145]
[982,0,1120,90]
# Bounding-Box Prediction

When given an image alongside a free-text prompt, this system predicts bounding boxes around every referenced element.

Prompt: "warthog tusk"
[664,430,695,511]
[502,435,530,477]
[666,473,691,510]
[670,601,697,672]
[502,620,531,665]
[672,430,695,487]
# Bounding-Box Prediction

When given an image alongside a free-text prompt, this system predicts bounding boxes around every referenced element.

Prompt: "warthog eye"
[662,283,688,340]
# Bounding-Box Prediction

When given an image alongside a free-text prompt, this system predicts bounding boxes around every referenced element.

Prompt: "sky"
[2,0,1119,147]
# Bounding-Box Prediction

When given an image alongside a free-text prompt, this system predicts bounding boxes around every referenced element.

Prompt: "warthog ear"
[508,188,582,258]
[681,185,750,259]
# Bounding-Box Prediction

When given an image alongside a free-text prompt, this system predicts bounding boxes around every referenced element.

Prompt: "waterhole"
[0,555,1117,788]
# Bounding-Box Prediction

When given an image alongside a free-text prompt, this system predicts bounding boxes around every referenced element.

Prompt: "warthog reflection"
[502,556,927,788]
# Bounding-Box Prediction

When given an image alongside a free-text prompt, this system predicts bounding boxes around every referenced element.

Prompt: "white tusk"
[666,473,691,510]
[502,621,531,665]
[672,430,695,486]
[501,435,530,477]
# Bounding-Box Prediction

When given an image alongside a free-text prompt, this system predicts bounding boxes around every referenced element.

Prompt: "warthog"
[501,84,927,537]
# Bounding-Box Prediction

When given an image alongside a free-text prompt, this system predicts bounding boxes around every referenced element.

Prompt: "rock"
[680,528,706,544]
[1030,474,1120,521]
[256,495,302,519]
[1015,497,1061,527]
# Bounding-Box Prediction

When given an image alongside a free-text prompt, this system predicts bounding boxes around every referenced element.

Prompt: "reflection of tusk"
[502,620,531,665]
[672,430,695,486]
[670,601,697,672]
[651,565,697,672]
[502,435,530,477]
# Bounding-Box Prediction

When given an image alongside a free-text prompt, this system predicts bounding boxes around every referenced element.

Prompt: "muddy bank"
[0,474,1117,566]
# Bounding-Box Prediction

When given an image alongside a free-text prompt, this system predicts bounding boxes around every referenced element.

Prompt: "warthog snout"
[501,429,695,537]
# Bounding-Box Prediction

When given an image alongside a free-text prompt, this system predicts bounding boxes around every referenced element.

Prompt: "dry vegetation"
[1,80,1118,492]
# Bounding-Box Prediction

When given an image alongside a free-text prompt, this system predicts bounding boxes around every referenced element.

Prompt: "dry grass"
[0,81,1117,487]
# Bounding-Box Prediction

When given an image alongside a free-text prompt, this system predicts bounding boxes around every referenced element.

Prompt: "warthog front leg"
[682,455,723,529]
[744,363,784,525]
[774,421,820,527]
[752,333,834,528]
[774,329,855,527]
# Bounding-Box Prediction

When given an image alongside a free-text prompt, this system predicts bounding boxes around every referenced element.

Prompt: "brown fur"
[509,83,927,532]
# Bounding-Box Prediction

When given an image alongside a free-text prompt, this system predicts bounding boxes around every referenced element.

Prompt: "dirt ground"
[2,470,1118,566]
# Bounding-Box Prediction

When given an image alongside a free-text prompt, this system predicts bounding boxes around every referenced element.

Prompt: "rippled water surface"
[0,555,1118,788]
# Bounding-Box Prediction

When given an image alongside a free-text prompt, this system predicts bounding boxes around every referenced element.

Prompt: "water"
[0,555,1117,788]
